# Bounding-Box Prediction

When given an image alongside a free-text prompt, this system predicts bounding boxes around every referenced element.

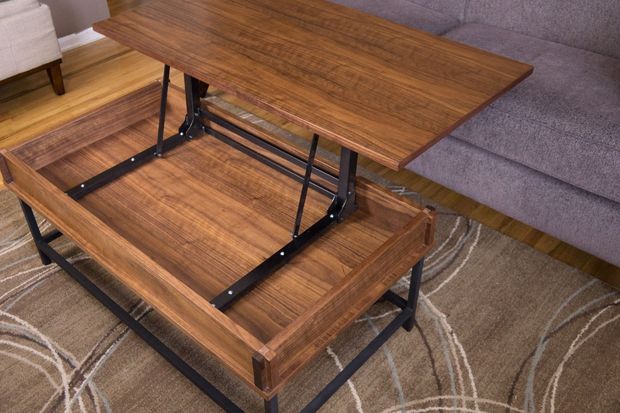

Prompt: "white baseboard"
[58,27,105,52]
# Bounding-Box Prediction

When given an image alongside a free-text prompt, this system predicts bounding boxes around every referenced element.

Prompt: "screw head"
[227,290,233,295]
[180,132,184,136]
[329,214,334,219]
[131,157,135,162]
[280,251,285,256]
[80,184,85,188]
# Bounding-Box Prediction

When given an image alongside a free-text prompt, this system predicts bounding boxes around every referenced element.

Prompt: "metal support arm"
[181,74,207,139]
[336,147,358,220]
[292,133,320,238]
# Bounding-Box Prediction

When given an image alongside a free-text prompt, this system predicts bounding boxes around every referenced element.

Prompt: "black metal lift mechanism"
[19,67,426,413]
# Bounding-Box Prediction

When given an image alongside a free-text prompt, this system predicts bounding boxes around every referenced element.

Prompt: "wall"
[41,0,109,37]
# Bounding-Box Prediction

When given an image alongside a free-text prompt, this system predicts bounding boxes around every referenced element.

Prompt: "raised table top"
[94,0,533,170]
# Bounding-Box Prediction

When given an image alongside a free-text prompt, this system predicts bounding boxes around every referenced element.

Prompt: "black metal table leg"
[299,257,425,412]
[264,396,278,413]
[335,147,358,220]
[404,258,424,331]
[19,200,51,265]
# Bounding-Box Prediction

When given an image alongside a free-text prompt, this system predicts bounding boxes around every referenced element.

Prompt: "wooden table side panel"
[0,149,265,388]
[260,207,435,393]
[12,82,162,171]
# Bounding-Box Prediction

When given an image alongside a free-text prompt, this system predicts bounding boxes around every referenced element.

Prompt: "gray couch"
[332,0,620,267]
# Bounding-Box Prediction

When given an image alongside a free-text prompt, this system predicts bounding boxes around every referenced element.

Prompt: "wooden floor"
[0,0,617,287]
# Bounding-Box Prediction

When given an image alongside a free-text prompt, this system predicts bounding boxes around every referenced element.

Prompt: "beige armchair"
[0,0,64,94]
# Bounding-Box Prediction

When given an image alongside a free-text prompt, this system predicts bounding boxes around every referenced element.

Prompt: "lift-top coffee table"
[0,0,532,411]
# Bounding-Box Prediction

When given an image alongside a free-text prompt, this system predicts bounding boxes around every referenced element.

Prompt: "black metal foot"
[404,258,424,331]
[264,396,278,413]
[19,201,51,265]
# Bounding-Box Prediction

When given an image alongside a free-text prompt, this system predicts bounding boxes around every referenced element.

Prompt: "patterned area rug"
[1,178,619,412]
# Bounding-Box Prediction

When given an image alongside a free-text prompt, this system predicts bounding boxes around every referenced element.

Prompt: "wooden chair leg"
[46,61,65,95]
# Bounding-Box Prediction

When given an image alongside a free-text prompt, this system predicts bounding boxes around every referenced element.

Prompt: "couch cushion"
[0,0,38,18]
[465,0,620,59]
[409,0,467,21]
[444,23,620,203]
[329,0,460,34]
[406,135,620,267]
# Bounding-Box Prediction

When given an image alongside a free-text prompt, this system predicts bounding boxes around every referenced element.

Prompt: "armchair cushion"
[0,0,38,19]
[0,3,61,80]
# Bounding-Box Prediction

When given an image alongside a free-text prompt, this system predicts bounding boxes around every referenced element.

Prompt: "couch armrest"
[0,3,62,80]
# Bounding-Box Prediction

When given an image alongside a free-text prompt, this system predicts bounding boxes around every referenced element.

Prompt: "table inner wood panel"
[93,0,533,170]
[39,104,396,342]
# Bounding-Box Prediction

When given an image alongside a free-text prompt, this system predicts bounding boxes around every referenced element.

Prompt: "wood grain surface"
[14,82,161,170]
[94,0,533,170]
[4,84,434,395]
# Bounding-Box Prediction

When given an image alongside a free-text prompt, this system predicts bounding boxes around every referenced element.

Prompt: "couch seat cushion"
[444,23,620,203]
[0,4,61,81]
[329,0,459,34]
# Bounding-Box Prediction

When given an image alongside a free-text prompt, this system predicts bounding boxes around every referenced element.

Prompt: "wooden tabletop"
[94,0,532,170]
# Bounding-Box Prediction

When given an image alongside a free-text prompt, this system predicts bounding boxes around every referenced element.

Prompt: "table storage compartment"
[0,84,435,396]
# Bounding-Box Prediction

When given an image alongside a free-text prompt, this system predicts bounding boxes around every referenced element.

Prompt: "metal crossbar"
[201,109,339,187]
[206,128,335,198]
